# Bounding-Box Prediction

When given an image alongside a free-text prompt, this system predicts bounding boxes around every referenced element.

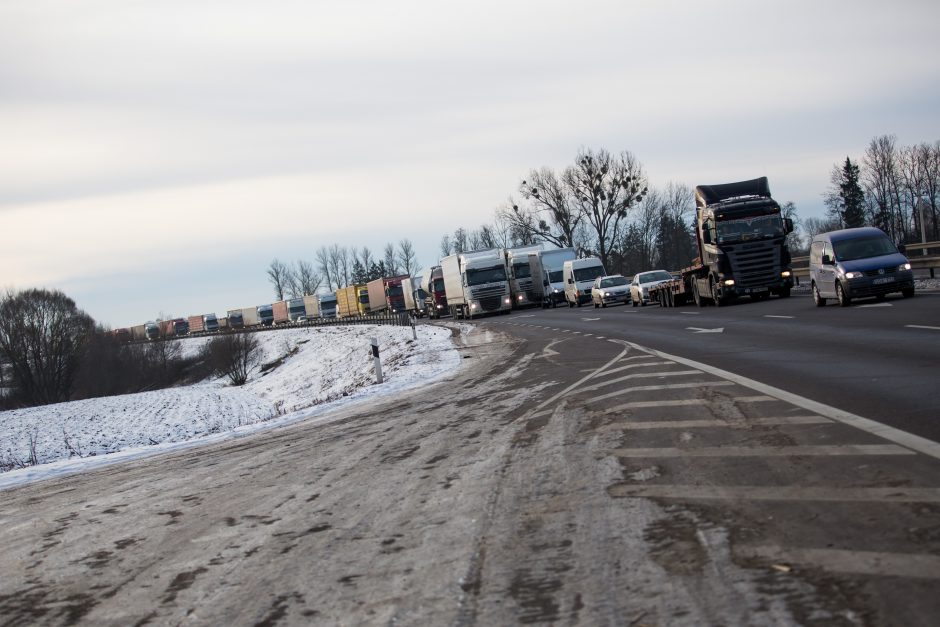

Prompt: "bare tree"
[863,135,905,241]
[565,148,648,269]
[327,245,350,287]
[206,333,261,386]
[267,258,290,301]
[0,288,95,405]
[452,228,469,254]
[440,235,453,257]
[504,167,583,248]
[397,239,421,276]
[315,246,335,290]
[293,260,321,296]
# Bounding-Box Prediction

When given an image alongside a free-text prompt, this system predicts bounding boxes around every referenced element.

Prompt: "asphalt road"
[1,302,939,625]
[491,290,940,442]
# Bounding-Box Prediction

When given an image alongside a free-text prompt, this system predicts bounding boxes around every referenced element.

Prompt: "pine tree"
[839,157,866,228]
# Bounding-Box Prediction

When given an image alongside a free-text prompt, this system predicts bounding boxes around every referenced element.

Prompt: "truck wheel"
[836,282,852,307]
[812,282,826,307]
[693,281,704,307]
[778,287,791,298]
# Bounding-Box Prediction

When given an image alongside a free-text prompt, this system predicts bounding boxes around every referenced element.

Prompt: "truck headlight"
[504,297,511,304]
[899,263,911,271]
[723,279,735,286]
[781,271,791,278]
[517,294,524,301]
[470,303,478,310]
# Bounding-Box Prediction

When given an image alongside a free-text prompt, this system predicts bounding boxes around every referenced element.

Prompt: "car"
[630,269,674,306]
[591,274,630,307]
[809,227,915,307]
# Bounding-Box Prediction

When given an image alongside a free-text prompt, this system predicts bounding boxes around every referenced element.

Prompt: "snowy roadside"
[0,324,462,490]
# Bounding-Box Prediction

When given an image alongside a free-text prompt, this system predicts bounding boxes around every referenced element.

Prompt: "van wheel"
[812,282,826,307]
[837,282,851,307]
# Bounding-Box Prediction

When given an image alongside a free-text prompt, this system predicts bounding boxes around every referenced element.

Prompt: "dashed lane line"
[764,315,794,319]
[607,485,940,503]
[611,444,913,458]
[906,324,940,331]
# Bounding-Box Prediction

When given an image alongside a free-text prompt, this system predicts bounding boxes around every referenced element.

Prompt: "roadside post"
[410,313,417,340]
[370,337,383,384]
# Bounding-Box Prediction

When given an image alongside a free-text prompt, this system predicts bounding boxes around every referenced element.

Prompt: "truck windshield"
[466,265,507,286]
[432,279,445,292]
[387,285,403,297]
[512,263,531,279]
[717,214,784,243]
[832,235,897,261]
[548,270,563,283]
[574,266,604,282]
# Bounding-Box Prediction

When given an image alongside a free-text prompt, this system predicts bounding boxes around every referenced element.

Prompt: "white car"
[630,270,674,306]
[591,275,630,308]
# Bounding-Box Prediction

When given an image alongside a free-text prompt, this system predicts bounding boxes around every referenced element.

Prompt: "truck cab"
[318,294,337,318]
[425,266,448,319]
[257,305,274,326]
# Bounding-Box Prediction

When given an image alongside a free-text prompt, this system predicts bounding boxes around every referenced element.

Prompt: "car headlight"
[899,263,911,271]
[844,271,862,279]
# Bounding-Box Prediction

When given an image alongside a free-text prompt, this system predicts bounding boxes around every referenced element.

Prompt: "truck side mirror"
[702,229,712,245]
[785,218,794,234]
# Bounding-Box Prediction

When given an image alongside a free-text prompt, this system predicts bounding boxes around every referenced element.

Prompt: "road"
[1,294,939,625]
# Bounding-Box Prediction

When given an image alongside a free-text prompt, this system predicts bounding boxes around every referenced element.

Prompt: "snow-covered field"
[0,324,460,489]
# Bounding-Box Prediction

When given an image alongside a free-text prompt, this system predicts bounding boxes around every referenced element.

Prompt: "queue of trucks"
[115,177,805,339]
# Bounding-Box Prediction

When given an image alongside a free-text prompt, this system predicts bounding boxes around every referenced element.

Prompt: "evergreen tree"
[839,157,866,228]
[350,260,367,284]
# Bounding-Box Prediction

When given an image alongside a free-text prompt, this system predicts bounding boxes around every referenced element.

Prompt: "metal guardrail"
[791,240,940,283]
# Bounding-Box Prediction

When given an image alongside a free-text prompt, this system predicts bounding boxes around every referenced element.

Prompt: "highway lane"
[484,291,940,442]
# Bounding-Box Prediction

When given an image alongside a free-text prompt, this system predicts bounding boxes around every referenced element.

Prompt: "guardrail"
[791,240,940,284]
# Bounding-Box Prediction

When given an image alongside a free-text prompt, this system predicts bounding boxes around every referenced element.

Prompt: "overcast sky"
[2,0,939,327]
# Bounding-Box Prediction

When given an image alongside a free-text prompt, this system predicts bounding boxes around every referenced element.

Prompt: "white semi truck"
[505,244,544,308]
[528,247,577,307]
[441,249,512,319]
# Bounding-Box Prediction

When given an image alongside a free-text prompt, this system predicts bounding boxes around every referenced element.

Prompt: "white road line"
[586,380,735,403]
[581,370,702,393]
[597,416,831,431]
[595,336,605,340]
[607,484,940,503]
[859,302,892,308]
[736,546,940,579]
[764,315,794,319]
[623,341,940,461]
[611,444,913,457]
[906,324,940,331]
[734,395,777,403]
[584,333,593,337]
[600,361,671,376]
[681,312,700,315]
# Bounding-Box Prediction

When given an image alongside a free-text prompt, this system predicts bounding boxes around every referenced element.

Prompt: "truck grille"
[725,241,782,288]
[471,284,507,312]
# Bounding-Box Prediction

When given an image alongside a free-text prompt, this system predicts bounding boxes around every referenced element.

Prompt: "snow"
[0,324,460,490]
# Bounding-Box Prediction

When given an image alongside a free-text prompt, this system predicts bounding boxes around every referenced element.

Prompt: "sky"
[2,0,939,328]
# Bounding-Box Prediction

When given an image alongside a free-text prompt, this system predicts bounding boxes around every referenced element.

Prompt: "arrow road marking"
[686,327,724,333]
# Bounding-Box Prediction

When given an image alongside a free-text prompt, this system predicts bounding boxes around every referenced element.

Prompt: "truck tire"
[693,281,704,307]
[778,287,791,298]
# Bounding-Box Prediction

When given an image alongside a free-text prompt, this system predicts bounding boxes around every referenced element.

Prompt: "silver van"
[809,227,915,307]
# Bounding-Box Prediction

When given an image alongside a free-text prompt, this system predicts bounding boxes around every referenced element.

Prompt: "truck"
[227,307,260,329]
[187,315,206,334]
[649,177,794,307]
[203,313,219,332]
[528,247,577,307]
[272,300,289,325]
[145,321,160,340]
[563,257,606,307]
[257,304,275,326]
[130,324,148,341]
[336,285,369,318]
[287,297,307,322]
[367,275,409,314]
[505,244,544,308]
[402,276,428,317]
[424,266,448,319]
[441,249,512,319]
[318,293,338,319]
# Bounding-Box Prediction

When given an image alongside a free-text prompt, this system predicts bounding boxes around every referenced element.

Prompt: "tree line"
[266,239,421,301]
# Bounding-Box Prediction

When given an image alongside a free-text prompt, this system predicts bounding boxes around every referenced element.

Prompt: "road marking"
[601,360,671,376]
[597,416,831,431]
[735,546,940,579]
[581,370,702,393]
[586,380,735,403]
[687,327,724,333]
[906,324,940,331]
[581,317,600,321]
[603,396,774,411]
[734,395,777,403]
[607,484,940,503]
[595,336,606,340]
[764,315,794,319]
[623,341,940,461]
[681,311,700,315]
[858,302,892,308]
[584,333,593,337]
[611,444,913,457]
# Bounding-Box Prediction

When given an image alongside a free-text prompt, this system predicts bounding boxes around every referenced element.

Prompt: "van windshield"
[833,236,897,261]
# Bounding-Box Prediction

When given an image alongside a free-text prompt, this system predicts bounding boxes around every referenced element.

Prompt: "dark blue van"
[809,227,915,306]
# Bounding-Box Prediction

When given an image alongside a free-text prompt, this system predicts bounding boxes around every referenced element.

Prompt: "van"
[563,257,606,307]
[809,227,915,307]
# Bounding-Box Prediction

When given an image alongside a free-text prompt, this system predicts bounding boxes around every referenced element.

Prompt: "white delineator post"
[371,337,383,384]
